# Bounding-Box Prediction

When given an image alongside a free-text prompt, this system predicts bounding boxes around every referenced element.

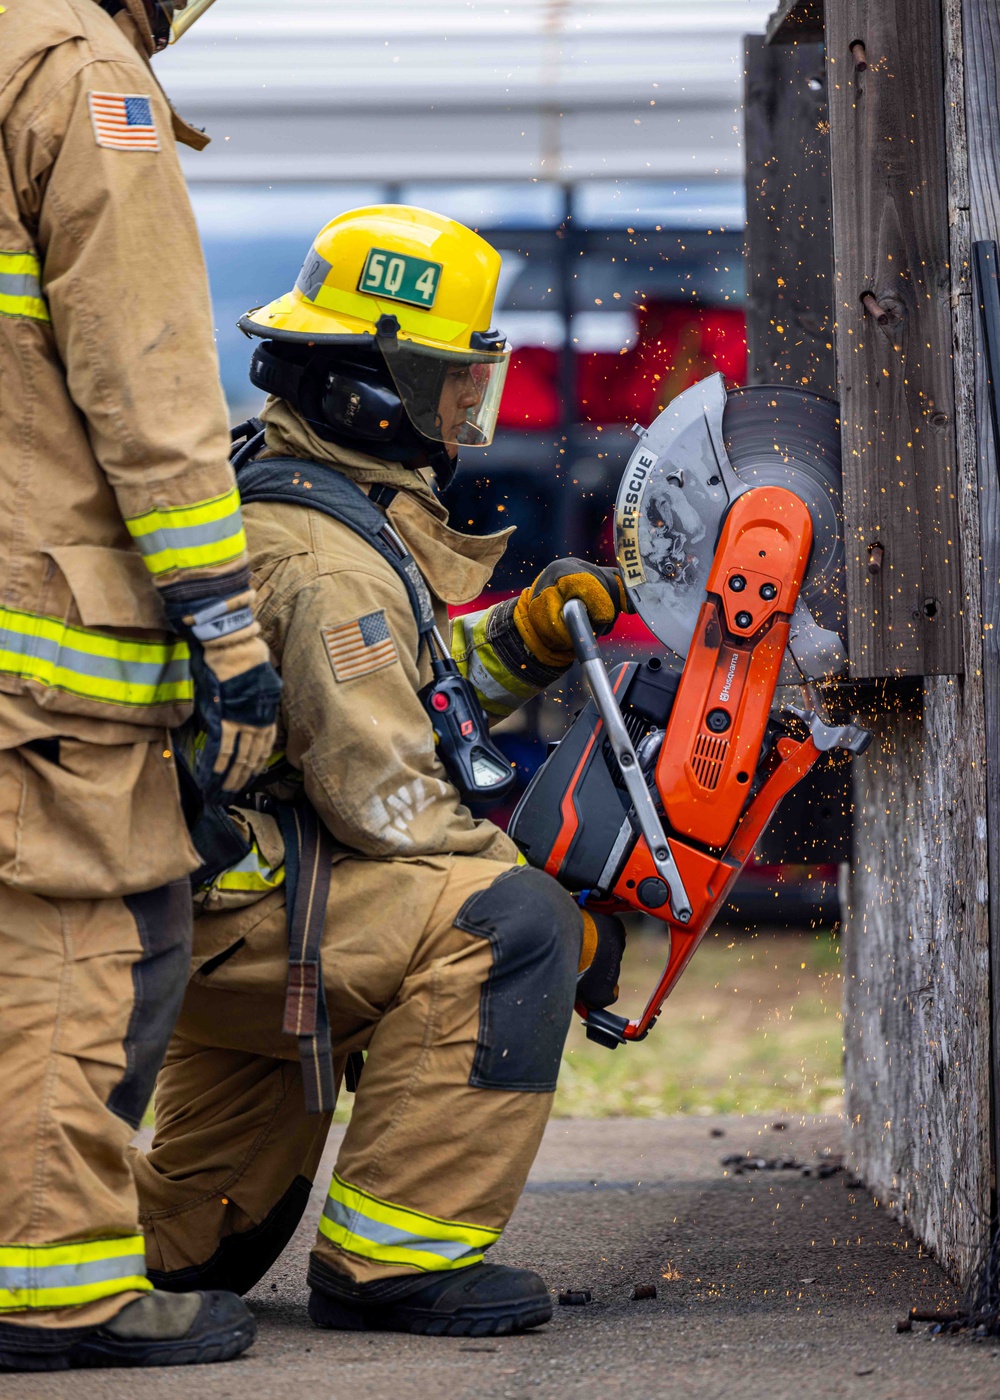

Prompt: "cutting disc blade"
[722,386,845,644]
[615,378,845,672]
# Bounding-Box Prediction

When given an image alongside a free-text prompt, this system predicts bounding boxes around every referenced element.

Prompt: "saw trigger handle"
[562,599,692,922]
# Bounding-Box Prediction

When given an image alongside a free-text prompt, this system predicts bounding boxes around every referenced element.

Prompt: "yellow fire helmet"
[238,205,511,449]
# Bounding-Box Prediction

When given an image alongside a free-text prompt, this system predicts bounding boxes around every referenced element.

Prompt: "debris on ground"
[630,1284,657,1301]
[903,1226,1000,1339]
[558,1289,592,1306]
[720,1149,847,1179]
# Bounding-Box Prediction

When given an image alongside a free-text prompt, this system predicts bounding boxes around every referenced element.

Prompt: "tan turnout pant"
[134,855,581,1294]
[0,738,196,1329]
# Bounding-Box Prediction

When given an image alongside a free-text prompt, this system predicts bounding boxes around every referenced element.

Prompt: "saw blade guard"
[614,373,847,681]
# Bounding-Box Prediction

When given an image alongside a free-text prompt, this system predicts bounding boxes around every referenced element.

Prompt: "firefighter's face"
[436,365,484,455]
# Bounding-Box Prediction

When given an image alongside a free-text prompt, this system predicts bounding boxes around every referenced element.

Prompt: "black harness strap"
[234,457,435,1114]
[276,801,337,1115]
[237,456,435,641]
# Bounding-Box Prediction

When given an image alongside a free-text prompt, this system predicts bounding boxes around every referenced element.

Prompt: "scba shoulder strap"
[236,455,436,645]
[229,452,440,1114]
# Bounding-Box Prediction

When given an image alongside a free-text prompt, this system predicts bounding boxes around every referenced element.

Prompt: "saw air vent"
[691,732,729,790]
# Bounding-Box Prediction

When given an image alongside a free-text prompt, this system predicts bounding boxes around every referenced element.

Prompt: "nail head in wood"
[861,292,889,323]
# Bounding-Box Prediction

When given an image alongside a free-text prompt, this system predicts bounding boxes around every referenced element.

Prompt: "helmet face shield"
[378,337,510,448]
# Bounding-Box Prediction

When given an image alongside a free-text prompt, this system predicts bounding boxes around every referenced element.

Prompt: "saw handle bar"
[561,599,692,922]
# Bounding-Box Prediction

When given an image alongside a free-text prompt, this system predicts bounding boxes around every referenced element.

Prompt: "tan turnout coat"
[0,0,246,740]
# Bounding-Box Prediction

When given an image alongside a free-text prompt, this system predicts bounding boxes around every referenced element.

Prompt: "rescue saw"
[508,373,871,1049]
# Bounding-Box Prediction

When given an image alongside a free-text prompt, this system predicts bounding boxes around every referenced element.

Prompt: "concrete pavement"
[4,1115,997,1399]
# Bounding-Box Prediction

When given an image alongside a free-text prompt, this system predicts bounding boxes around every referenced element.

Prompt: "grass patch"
[143,924,843,1129]
[553,922,843,1119]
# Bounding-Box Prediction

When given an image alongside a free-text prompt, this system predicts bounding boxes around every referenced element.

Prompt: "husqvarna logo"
[719,651,739,702]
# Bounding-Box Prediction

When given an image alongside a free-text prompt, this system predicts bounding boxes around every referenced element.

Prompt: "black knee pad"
[147,1175,313,1297]
[455,866,582,1092]
[107,878,194,1128]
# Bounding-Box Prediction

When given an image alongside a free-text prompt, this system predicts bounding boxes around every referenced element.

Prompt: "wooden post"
[744,35,837,398]
[953,0,1000,1216]
[829,0,991,1284]
[827,0,963,679]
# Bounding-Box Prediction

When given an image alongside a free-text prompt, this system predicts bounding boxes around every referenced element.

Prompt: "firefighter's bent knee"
[454,866,582,1093]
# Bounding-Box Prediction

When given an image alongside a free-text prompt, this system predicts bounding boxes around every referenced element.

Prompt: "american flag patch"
[88,92,160,152]
[322,610,399,682]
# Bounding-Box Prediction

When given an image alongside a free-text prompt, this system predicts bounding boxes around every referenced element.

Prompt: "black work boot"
[308,1260,552,1337]
[0,1290,256,1372]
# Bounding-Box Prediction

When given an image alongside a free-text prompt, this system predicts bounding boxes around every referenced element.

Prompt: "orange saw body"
[508,375,871,1048]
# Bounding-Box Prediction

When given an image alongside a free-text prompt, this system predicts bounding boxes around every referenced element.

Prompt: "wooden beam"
[837,0,992,1286]
[841,670,989,1283]
[744,35,837,398]
[826,0,964,678]
[766,0,825,45]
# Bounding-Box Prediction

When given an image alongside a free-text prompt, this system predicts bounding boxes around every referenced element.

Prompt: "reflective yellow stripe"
[0,1236,151,1312]
[452,609,535,718]
[211,839,285,894]
[124,486,247,577]
[0,605,191,709]
[318,1173,500,1273]
[308,280,466,343]
[0,250,50,324]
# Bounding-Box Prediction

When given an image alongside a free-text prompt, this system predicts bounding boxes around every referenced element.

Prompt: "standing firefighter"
[0,0,281,1373]
[133,205,628,1337]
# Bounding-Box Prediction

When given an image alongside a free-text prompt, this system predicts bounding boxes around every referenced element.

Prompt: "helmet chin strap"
[250,340,461,490]
[299,413,457,489]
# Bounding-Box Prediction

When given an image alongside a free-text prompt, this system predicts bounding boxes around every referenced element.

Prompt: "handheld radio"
[419,627,516,803]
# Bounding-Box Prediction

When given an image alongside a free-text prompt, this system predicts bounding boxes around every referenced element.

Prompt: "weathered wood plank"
[843,674,989,1283]
[743,31,851,860]
[744,36,837,398]
[766,0,825,45]
[826,0,964,677]
[839,0,992,1286]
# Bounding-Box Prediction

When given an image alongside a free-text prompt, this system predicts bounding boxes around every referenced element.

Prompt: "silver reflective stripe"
[464,647,521,708]
[130,512,242,560]
[296,248,333,301]
[322,1197,481,1263]
[226,850,267,876]
[0,1253,146,1292]
[0,270,42,299]
[455,610,513,704]
[0,624,189,687]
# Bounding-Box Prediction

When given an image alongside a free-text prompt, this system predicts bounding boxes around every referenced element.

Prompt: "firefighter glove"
[174,591,282,799]
[514,558,629,668]
[577,908,627,1011]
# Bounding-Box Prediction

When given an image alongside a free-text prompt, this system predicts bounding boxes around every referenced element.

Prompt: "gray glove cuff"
[190,600,255,643]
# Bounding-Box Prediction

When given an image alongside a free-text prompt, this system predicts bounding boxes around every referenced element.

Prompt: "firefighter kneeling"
[132,206,627,1336]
